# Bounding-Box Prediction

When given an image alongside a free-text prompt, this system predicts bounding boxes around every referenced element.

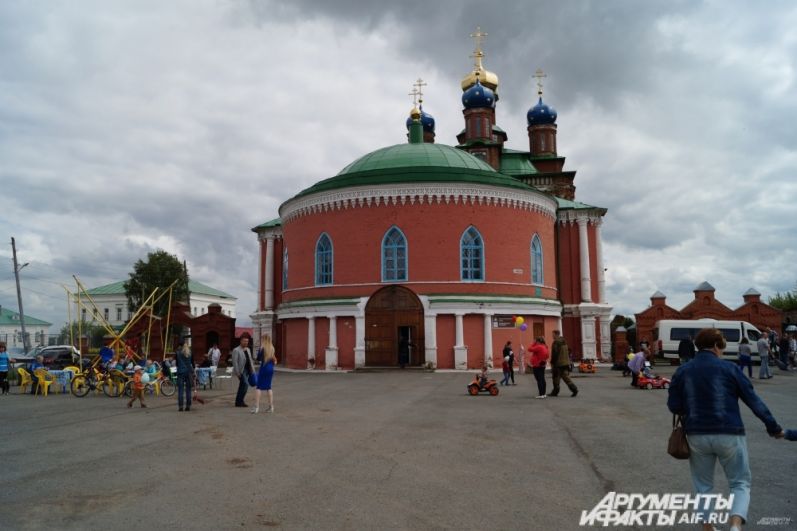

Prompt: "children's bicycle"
[122,372,175,398]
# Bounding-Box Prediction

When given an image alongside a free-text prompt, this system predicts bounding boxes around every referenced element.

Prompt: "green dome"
[338,143,494,175]
[293,143,536,199]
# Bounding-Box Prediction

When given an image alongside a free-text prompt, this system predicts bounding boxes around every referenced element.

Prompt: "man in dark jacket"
[549,330,577,397]
[677,335,695,364]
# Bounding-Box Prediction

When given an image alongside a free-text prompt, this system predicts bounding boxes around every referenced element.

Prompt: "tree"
[768,283,797,312]
[59,320,107,349]
[124,250,189,318]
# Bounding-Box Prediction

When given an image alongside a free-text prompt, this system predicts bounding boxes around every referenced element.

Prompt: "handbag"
[247,371,257,387]
[667,414,690,459]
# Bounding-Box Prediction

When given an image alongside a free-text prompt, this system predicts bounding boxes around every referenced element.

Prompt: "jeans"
[235,375,248,406]
[500,371,510,385]
[738,356,752,378]
[687,434,751,523]
[509,366,515,384]
[759,354,772,378]
[532,366,546,396]
[177,373,192,409]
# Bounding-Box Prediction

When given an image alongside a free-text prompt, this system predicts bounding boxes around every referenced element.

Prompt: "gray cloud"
[1,0,795,329]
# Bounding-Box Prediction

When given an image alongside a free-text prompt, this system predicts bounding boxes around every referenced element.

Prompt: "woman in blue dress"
[252,334,277,414]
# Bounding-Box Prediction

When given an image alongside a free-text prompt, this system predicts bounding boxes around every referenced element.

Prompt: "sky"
[1,0,796,332]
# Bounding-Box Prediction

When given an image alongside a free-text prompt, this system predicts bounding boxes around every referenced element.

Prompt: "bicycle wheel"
[102,378,121,398]
[71,375,90,397]
[123,380,133,398]
[159,379,175,397]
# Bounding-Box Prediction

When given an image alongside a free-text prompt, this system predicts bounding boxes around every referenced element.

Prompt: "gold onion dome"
[461,26,499,92]
[461,67,499,92]
[409,106,421,120]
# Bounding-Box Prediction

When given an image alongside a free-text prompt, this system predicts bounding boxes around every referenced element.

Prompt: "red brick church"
[250,31,612,369]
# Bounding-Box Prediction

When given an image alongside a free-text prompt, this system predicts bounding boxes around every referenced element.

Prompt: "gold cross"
[533,68,547,96]
[470,26,488,52]
[469,26,487,69]
[413,78,427,104]
[408,86,420,106]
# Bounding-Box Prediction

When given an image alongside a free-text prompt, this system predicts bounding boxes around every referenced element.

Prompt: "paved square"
[1,367,795,530]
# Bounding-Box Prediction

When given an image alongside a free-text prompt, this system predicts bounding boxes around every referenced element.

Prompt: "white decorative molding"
[556,210,603,225]
[279,183,558,223]
[256,228,283,240]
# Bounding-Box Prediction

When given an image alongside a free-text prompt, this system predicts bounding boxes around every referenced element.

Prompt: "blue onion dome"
[461,79,496,109]
[405,106,435,133]
[527,97,557,125]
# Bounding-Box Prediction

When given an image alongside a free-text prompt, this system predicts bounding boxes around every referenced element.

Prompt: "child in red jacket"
[127,366,147,408]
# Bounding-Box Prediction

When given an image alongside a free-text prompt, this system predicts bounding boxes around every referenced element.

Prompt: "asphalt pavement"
[1,365,795,530]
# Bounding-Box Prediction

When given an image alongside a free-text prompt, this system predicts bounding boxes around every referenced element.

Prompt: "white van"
[653,319,763,361]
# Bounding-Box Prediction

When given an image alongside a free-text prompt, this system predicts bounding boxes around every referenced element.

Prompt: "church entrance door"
[365,286,424,367]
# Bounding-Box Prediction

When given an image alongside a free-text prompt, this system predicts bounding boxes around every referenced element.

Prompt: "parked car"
[36,345,88,370]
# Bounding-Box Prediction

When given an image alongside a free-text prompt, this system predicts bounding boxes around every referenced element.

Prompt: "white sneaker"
[251,407,259,414]
[267,405,274,413]
[535,395,546,399]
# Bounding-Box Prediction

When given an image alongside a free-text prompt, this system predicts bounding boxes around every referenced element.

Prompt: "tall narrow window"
[315,233,333,286]
[382,226,408,281]
[103,308,109,321]
[461,226,484,281]
[531,234,544,285]
[282,247,288,290]
[116,307,122,321]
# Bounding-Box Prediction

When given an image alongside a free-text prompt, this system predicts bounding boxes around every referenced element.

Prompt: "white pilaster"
[577,218,592,303]
[307,316,316,366]
[595,219,606,304]
[598,314,611,361]
[257,238,265,311]
[454,313,468,369]
[424,313,438,368]
[265,236,275,310]
[483,313,493,367]
[325,315,338,370]
[580,315,597,359]
[354,315,365,368]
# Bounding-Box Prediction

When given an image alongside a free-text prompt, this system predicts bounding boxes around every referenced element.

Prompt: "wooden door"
[365,286,424,366]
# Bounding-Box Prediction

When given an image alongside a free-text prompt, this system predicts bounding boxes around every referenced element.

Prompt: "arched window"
[382,226,408,281]
[461,226,484,281]
[531,234,543,285]
[282,247,288,290]
[315,233,333,286]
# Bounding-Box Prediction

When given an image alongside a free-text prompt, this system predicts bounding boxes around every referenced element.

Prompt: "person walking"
[499,356,511,386]
[737,337,753,378]
[757,333,773,379]
[678,335,695,364]
[527,337,549,398]
[208,343,221,367]
[232,336,254,408]
[503,341,516,385]
[126,366,147,408]
[175,342,194,412]
[549,330,577,397]
[253,334,277,414]
[668,328,783,531]
[778,334,791,371]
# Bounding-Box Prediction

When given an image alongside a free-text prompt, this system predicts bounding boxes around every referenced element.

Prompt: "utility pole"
[11,237,30,354]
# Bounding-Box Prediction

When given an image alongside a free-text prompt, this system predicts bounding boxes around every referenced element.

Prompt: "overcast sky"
[1,0,796,331]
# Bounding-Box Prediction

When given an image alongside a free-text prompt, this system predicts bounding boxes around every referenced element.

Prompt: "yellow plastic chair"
[61,367,79,393]
[33,368,55,396]
[17,368,33,394]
